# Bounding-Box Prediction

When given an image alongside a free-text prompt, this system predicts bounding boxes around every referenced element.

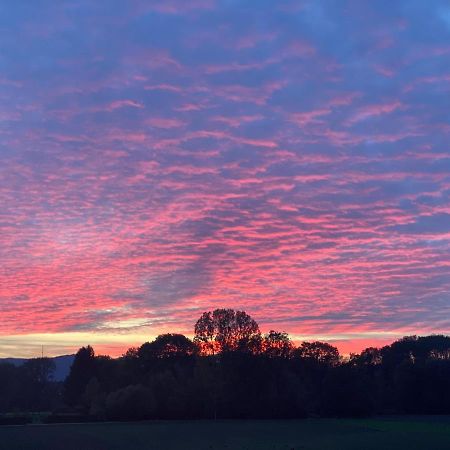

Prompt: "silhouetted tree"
[296,341,340,366]
[0,363,21,413]
[20,358,56,411]
[350,347,382,366]
[105,384,156,420]
[63,346,96,407]
[123,347,139,359]
[139,334,196,359]
[382,335,450,368]
[194,309,260,354]
[23,357,55,385]
[262,331,294,358]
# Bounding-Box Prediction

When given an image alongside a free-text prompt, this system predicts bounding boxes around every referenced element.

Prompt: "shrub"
[105,385,156,421]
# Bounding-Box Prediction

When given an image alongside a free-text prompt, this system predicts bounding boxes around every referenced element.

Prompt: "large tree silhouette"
[139,334,197,359]
[296,341,340,366]
[63,345,96,406]
[262,331,294,358]
[194,309,260,354]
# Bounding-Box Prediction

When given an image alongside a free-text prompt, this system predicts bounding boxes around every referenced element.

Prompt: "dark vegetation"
[1,309,450,422]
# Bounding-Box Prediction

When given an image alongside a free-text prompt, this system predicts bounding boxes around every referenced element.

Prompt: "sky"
[1,0,450,358]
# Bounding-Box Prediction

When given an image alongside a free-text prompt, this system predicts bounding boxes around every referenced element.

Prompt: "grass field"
[0,417,449,450]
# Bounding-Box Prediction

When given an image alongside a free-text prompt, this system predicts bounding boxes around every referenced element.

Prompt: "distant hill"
[0,355,75,381]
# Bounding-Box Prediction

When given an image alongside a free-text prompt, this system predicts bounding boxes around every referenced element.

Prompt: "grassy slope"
[0,417,449,450]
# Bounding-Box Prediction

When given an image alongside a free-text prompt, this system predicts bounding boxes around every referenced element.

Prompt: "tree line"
[1,308,450,420]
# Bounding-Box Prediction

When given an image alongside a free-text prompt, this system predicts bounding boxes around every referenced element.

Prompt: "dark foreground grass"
[0,416,449,450]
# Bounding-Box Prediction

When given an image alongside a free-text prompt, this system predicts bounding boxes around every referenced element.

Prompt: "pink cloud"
[146,117,186,128]
[346,101,404,125]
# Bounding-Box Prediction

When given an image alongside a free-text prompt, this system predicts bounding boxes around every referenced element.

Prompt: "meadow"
[0,417,449,450]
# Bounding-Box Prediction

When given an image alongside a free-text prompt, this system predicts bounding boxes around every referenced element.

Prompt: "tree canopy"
[194,308,260,354]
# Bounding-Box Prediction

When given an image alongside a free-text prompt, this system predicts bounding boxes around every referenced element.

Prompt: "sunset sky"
[1,0,450,358]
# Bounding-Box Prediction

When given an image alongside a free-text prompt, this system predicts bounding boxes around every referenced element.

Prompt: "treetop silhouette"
[194,308,260,354]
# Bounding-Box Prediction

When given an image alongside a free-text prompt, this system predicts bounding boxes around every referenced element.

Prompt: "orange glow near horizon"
[0,329,429,359]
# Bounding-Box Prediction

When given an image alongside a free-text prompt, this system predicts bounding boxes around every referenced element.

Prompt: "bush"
[105,385,156,421]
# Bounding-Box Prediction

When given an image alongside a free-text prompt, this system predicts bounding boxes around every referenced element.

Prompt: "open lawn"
[0,417,449,450]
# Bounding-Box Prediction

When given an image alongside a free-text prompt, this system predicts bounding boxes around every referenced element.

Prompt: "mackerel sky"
[1,0,450,357]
